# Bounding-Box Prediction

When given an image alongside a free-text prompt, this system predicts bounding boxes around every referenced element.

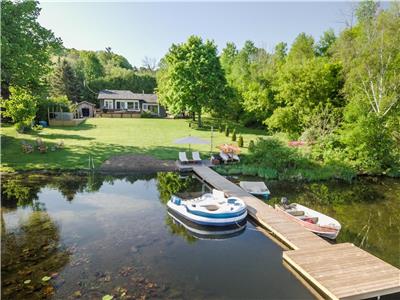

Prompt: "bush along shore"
[214,137,399,182]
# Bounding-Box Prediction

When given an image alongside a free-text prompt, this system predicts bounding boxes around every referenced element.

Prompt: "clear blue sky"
[38,1,356,67]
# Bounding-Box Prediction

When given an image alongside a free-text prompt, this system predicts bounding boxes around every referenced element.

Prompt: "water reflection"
[1,172,313,299]
[168,211,246,240]
[1,211,70,299]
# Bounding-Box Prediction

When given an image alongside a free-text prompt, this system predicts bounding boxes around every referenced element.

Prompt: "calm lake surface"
[1,172,313,300]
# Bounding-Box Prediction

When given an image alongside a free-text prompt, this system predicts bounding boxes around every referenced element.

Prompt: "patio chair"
[179,152,189,164]
[36,138,47,153]
[219,152,230,164]
[192,152,202,164]
[21,141,34,153]
[229,153,240,162]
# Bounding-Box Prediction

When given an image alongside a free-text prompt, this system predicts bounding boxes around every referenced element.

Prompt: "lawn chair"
[21,141,34,153]
[192,152,202,164]
[179,152,189,164]
[229,153,240,162]
[219,152,230,164]
[56,140,64,149]
[36,138,47,153]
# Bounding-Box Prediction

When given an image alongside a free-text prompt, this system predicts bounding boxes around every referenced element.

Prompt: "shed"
[77,101,96,118]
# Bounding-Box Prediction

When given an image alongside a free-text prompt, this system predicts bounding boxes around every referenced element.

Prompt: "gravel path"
[99,154,177,173]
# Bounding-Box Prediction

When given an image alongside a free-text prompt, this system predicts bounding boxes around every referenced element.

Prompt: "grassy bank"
[1,118,265,172]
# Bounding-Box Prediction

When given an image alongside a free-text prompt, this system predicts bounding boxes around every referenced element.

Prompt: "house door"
[82,108,90,117]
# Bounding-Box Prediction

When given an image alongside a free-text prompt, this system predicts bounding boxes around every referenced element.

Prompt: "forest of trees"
[1,0,399,175]
[0,0,156,128]
[157,1,399,175]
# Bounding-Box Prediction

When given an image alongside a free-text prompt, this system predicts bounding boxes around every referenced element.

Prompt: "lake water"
[1,172,313,299]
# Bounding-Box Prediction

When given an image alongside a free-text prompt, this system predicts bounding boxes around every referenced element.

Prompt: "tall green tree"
[79,51,105,81]
[287,33,315,62]
[1,0,62,98]
[316,29,336,56]
[157,35,227,126]
[334,1,400,172]
[50,59,83,102]
[267,57,343,136]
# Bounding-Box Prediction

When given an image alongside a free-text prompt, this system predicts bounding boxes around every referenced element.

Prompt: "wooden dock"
[192,166,400,300]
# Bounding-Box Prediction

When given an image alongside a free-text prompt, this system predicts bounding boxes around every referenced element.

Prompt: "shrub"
[248,140,255,152]
[219,124,223,133]
[231,129,237,141]
[225,125,229,137]
[246,137,312,173]
[141,111,154,118]
[1,87,38,133]
[238,135,244,147]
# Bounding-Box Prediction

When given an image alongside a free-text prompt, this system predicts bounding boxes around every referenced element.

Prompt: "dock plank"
[192,166,400,300]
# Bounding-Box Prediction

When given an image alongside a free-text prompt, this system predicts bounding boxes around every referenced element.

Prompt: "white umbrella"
[174,136,210,151]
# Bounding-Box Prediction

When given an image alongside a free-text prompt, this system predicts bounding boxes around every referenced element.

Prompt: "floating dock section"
[193,166,400,300]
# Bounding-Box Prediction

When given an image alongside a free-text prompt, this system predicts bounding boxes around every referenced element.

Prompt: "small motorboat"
[275,198,341,240]
[167,189,247,226]
[168,211,246,240]
[239,181,270,199]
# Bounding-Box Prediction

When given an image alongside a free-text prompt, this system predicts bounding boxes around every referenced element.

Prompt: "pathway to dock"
[192,165,400,300]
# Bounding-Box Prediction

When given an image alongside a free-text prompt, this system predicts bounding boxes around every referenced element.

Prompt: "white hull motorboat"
[275,202,341,239]
[239,181,271,199]
[167,189,247,227]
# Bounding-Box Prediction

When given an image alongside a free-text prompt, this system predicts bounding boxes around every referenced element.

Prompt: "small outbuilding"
[77,101,96,118]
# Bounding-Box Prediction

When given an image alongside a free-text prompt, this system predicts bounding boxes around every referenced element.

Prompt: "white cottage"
[97,90,165,117]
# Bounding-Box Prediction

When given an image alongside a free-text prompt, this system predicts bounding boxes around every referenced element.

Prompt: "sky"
[38,1,358,67]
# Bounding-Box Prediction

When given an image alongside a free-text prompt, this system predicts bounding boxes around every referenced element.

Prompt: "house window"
[143,104,158,114]
[104,100,113,109]
[126,101,139,111]
[115,100,126,110]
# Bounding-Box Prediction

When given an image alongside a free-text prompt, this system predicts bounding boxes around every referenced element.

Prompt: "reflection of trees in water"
[1,177,42,209]
[156,172,200,204]
[1,211,70,299]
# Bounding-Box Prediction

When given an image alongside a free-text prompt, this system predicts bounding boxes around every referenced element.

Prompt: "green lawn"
[1,118,266,171]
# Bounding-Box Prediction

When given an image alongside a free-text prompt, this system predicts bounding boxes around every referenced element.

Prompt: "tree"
[356,0,379,23]
[1,0,62,98]
[97,48,133,71]
[274,42,288,62]
[334,1,400,173]
[267,57,343,136]
[142,56,157,71]
[287,33,315,62]
[50,59,83,102]
[157,35,227,126]
[79,51,104,81]
[1,87,38,132]
[316,29,336,56]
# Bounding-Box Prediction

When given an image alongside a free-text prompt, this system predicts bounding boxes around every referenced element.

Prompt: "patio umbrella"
[218,144,241,154]
[174,136,210,151]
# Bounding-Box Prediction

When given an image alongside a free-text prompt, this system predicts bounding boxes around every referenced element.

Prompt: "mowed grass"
[1,118,266,171]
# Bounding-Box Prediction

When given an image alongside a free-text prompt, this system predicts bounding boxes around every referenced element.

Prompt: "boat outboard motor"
[281,197,290,208]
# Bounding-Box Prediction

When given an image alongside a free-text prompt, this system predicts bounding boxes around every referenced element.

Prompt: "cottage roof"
[98,90,136,100]
[77,101,96,106]
[98,90,158,103]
